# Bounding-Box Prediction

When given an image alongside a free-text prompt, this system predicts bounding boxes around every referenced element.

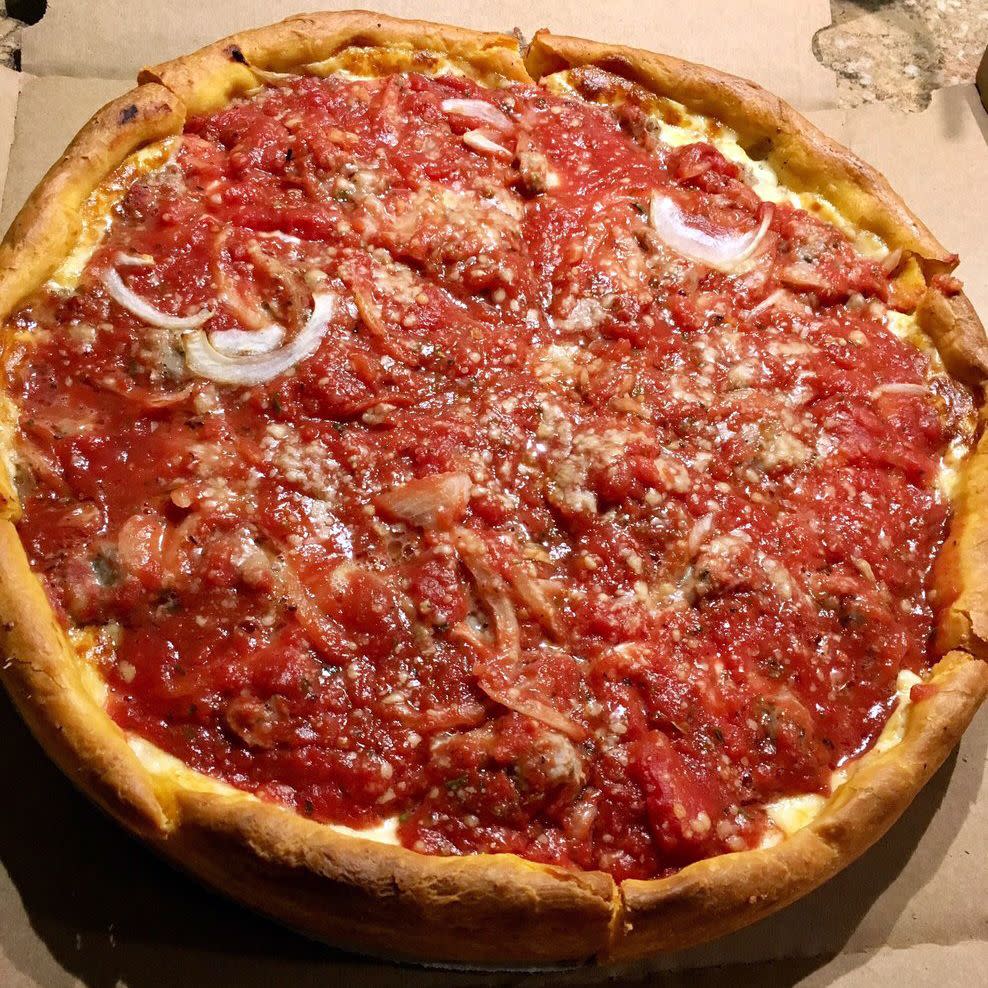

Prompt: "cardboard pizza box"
[0,3,984,985]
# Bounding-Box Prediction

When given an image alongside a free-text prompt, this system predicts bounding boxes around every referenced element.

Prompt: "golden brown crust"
[0,523,167,833]
[0,11,985,967]
[916,289,988,387]
[161,789,615,965]
[0,84,184,321]
[525,31,955,275]
[138,9,531,115]
[934,430,988,658]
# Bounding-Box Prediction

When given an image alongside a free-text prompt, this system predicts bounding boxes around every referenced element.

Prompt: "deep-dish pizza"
[0,11,986,965]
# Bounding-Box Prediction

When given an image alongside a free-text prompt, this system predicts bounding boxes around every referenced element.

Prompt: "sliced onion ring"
[375,472,473,529]
[253,230,303,245]
[208,324,286,357]
[183,288,337,386]
[649,192,773,272]
[115,252,155,267]
[102,267,212,330]
[440,98,514,132]
[462,130,512,160]
[750,288,786,316]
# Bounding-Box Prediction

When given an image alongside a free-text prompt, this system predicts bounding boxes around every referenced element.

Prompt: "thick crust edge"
[934,426,988,658]
[137,9,530,114]
[0,10,985,967]
[0,523,167,833]
[0,84,184,321]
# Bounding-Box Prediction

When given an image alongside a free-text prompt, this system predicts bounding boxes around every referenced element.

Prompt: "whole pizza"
[0,10,986,965]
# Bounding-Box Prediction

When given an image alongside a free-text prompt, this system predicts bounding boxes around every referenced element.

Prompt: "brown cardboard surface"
[0,67,23,211]
[0,2,985,985]
[0,74,131,235]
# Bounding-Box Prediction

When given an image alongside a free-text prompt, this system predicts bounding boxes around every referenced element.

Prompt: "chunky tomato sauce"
[5,70,972,879]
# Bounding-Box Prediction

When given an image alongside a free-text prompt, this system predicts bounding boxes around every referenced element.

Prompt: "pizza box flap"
[0,2,985,985]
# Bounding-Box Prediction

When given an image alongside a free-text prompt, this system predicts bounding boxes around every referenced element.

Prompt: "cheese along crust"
[0,10,986,966]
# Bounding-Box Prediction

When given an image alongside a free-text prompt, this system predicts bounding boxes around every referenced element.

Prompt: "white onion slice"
[208,324,286,356]
[253,230,303,245]
[451,527,521,667]
[115,252,155,267]
[102,267,213,329]
[441,98,514,132]
[183,290,337,386]
[870,382,929,399]
[749,288,787,316]
[649,192,772,272]
[462,130,512,159]
[376,472,473,529]
[750,287,813,317]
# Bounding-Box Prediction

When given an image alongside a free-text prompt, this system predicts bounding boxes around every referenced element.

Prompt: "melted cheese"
[329,818,401,845]
[250,52,466,89]
[328,62,464,82]
[762,669,922,844]
[886,309,937,356]
[874,669,924,754]
[647,114,796,208]
[0,391,19,504]
[763,792,826,840]
[938,437,968,501]
[75,646,110,706]
[68,625,116,706]
[649,109,887,260]
[884,310,972,500]
[47,137,178,292]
